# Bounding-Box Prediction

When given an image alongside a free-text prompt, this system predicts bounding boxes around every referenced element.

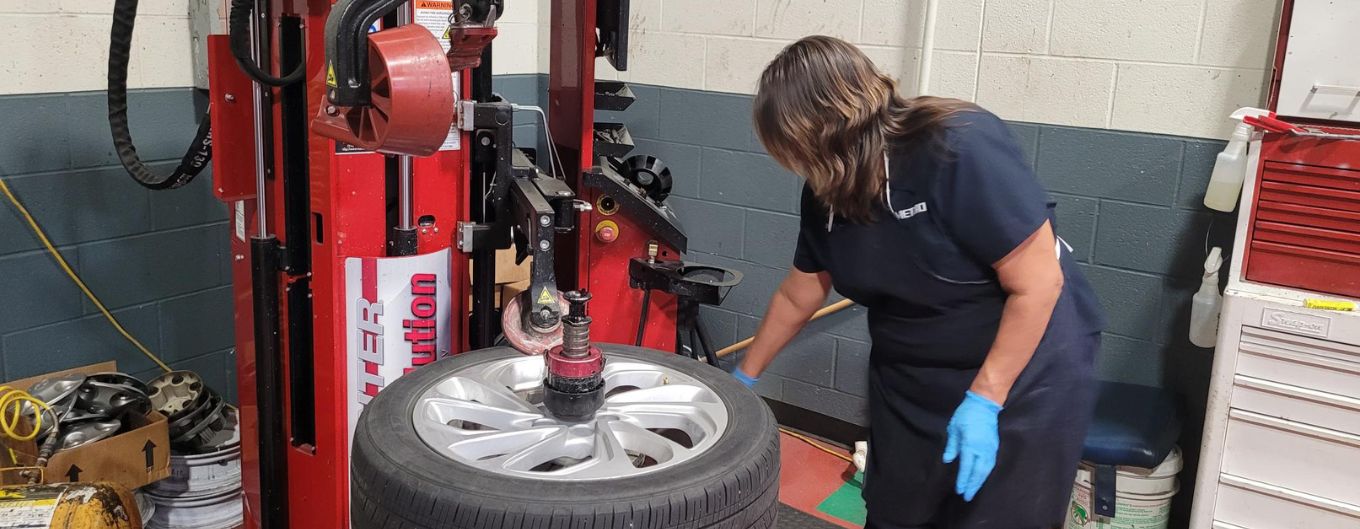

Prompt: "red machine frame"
[207,1,691,527]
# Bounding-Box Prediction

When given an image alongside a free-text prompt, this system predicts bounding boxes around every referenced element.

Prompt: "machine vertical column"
[249,0,288,527]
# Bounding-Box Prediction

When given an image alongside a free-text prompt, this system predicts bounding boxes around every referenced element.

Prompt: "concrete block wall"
[600,0,1280,140]
[0,89,237,399]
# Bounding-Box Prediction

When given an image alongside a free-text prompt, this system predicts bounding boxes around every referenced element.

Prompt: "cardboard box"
[467,248,531,285]
[1,362,171,490]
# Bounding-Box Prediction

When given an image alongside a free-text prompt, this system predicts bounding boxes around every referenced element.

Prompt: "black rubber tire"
[351,345,780,529]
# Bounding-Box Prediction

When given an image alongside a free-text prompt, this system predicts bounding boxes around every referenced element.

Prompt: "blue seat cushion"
[1082,381,1181,469]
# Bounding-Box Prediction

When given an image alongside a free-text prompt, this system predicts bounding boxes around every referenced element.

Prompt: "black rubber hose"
[108,0,213,189]
[635,289,652,347]
[230,0,306,87]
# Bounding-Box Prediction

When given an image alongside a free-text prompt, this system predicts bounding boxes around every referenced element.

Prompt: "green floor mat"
[816,472,867,526]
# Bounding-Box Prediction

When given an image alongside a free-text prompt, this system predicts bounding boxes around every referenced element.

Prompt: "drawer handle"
[1235,375,1360,412]
[1238,339,1360,376]
[1220,473,1360,517]
[1230,409,1360,447]
[1312,83,1360,95]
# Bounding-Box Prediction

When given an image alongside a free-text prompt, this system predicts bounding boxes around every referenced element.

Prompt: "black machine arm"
[323,0,410,106]
[510,177,571,332]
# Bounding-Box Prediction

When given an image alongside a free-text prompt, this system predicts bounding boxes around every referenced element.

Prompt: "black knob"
[564,290,591,321]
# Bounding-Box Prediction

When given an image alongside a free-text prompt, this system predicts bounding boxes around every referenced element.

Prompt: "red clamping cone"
[312,25,455,156]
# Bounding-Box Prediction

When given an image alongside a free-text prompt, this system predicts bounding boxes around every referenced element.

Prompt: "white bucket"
[1066,446,1182,529]
[144,489,244,529]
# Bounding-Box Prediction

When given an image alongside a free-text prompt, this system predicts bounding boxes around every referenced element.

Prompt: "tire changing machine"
[109,0,740,527]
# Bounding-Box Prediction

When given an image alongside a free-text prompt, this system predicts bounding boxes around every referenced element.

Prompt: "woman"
[734,36,1106,528]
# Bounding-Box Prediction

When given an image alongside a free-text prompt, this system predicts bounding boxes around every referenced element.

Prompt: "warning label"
[415,1,462,152]
[0,489,63,529]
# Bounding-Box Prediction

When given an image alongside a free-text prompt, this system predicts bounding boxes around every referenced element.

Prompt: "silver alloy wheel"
[412,354,730,480]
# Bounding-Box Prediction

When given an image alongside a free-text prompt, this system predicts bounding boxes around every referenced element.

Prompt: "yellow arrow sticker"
[537,287,554,305]
[326,63,337,87]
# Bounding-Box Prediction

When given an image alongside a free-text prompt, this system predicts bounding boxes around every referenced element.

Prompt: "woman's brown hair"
[754,35,971,222]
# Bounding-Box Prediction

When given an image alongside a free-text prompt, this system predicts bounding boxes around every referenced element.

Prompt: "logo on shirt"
[893,201,928,220]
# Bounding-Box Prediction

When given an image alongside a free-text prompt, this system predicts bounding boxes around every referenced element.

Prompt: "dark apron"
[831,192,1100,529]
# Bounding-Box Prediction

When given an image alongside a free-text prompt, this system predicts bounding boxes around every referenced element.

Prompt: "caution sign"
[326,63,337,87]
[414,0,461,151]
[537,287,554,306]
[0,488,63,529]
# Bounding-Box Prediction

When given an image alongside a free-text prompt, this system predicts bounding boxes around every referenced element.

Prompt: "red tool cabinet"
[1244,128,1360,297]
[1240,0,1360,298]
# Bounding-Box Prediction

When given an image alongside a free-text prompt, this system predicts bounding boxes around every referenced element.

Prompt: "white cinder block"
[1112,64,1266,138]
[755,0,860,41]
[4,2,59,13]
[935,0,983,52]
[130,15,195,89]
[982,0,1051,53]
[976,55,1114,128]
[630,0,662,32]
[491,22,541,75]
[668,0,754,36]
[60,0,188,16]
[927,50,978,101]
[498,0,539,25]
[0,14,112,94]
[622,31,706,89]
[859,0,925,47]
[705,37,786,94]
[1199,0,1278,68]
[1050,0,1202,62]
[862,45,922,96]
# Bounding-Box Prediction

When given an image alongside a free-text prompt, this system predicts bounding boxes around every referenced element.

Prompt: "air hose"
[108,0,213,189]
[228,0,306,86]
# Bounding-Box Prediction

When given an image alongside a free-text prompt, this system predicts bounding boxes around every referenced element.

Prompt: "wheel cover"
[412,354,730,480]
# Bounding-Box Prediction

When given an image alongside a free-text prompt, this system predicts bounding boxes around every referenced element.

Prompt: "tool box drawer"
[1222,410,1360,506]
[1214,474,1360,529]
[1236,326,1360,401]
[1231,375,1360,435]
[1246,161,1360,297]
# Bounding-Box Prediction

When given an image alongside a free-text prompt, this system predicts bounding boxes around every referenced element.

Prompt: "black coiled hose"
[108,0,213,189]
[228,0,305,86]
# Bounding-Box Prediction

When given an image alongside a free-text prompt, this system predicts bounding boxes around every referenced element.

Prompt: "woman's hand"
[943,391,1002,502]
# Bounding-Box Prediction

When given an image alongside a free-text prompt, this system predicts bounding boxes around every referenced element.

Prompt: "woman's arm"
[737,268,834,378]
[970,220,1065,404]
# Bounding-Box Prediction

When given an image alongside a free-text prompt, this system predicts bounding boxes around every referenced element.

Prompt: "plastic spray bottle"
[1190,247,1224,348]
[1204,108,1269,212]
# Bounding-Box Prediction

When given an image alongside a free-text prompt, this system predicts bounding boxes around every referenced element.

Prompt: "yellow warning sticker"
[537,288,554,305]
[0,489,62,528]
[326,63,337,87]
[442,26,452,39]
[1305,298,1356,311]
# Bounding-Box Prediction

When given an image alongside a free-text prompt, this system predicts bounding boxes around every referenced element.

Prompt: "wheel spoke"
[497,427,575,472]
[432,376,539,413]
[447,426,563,465]
[419,396,542,432]
[551,420,641,478]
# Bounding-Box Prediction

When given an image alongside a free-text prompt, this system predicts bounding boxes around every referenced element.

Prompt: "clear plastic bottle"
[1189,247,1224,348]
[1204,108,1271,212]
[1203,123,1252,212]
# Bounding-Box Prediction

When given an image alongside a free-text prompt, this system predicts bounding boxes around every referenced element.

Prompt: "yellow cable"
[779,427,855,464]
[0,177,171,372]
[0,386,51,442]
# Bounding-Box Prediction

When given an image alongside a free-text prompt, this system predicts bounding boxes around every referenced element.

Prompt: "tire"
[351,345,780,529]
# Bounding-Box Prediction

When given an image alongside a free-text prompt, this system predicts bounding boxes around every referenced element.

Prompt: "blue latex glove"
[732,367,759,388]
[942,391,1002,502]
